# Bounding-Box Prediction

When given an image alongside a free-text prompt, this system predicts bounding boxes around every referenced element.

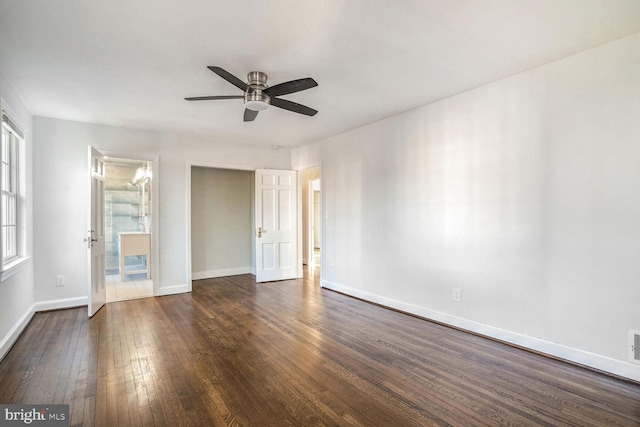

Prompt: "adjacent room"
[104,158,154,302]
[1,1,639,425]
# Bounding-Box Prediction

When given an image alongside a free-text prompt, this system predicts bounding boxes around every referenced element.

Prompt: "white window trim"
[1,255,31,282]
[0,100,29,283]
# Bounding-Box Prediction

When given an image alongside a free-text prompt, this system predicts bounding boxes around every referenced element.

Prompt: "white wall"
[0,70,34,359]
[191,167,253,279]
[293,33,640,381]
[33,117,290,301]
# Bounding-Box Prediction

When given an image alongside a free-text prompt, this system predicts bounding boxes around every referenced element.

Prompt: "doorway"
[300,167,321,277]
[104,157,154,302]
[190,166,254,280]
[188,163,302,284]
[310,178,321,274]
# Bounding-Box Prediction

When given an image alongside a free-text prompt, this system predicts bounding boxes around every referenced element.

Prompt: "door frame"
[186,160,315,284]
[309,177,321,274]
[186,160,255,289]
[296,165,322,280]
[100,151,160,296]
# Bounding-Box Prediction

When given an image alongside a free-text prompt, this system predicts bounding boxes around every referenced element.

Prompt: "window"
[1,110,24,270]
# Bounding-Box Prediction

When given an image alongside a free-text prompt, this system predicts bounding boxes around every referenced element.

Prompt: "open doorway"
[190,166,254,280]
[310,178,321,274]
[188,163,303,284]
[300,167,321,278]
[104,158,154,302]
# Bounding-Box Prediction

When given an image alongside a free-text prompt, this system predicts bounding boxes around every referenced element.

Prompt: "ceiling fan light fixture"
[244,90,270,111]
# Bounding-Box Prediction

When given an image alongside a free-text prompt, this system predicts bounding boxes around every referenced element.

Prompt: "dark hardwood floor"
[1,271,639,426]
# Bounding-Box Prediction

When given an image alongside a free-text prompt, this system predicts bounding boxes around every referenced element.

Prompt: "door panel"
[279,242,291,268]
[88,147,106,317]
[262,243,276,270]
[255,169,297,282]
[279,189,292,229]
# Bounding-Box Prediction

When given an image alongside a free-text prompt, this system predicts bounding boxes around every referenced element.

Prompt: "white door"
[87,147,106,317]
[255,169,297,282]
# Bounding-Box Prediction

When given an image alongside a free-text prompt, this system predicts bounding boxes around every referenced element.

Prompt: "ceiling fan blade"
[184,95,244,101]
[207,66,248,91]
[244,109,259,122]
[271,98,318,116]
[264,78,318,97]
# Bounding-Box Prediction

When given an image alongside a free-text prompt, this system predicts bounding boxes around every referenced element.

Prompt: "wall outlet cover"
[630,329,640,364]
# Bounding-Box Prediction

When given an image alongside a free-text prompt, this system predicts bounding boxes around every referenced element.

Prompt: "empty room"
[1,1,640,425]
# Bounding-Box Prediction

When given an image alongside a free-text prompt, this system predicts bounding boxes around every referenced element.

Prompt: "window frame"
[2,123,19,262]
[0,105,30,282]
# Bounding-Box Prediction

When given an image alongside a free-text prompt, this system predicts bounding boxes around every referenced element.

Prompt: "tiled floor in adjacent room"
[106,273,153,302]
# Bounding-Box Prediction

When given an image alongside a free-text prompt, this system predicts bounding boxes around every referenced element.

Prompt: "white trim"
[1,103,29,275]
[309,177,321,276]
[185,161,194,293]
[0,303,34,362]
[0,255,30,282]
[321,279,640,383]
[192,267,252,280]
[0,99,29,138]
[295,165,322,280]
[296,171,303,275]
[189,160,255,171]
[0,296,87,362]
[33,296,87,312]
[156,283,190,296]
[186,159,257,291]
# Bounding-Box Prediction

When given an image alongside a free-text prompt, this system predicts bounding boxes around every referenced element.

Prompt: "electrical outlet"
[453,288,461,302]
[630,329,640,364]
[56,275,64,287]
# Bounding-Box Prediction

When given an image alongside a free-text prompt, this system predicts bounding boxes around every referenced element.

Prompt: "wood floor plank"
[1,270,639,426]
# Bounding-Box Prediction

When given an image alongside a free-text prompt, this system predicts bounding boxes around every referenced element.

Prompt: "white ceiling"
[1,0,640,148]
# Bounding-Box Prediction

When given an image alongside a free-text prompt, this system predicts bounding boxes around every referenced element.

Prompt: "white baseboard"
[0,305,35,362]
[192,267,252,280]
[5,280,638,382]
[33,296,87,312]
[321,279,640,383]
[0,296,88,362]
[157,283,191,296]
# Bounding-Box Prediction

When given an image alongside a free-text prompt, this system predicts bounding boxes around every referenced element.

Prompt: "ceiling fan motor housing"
[247,71,268,90]
[245,71,270,111]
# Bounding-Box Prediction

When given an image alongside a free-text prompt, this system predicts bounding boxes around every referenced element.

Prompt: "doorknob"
[84,230,98,248]
[257,227,262,238]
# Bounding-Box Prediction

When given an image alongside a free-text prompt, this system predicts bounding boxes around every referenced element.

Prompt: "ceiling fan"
[185,66,318,122]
